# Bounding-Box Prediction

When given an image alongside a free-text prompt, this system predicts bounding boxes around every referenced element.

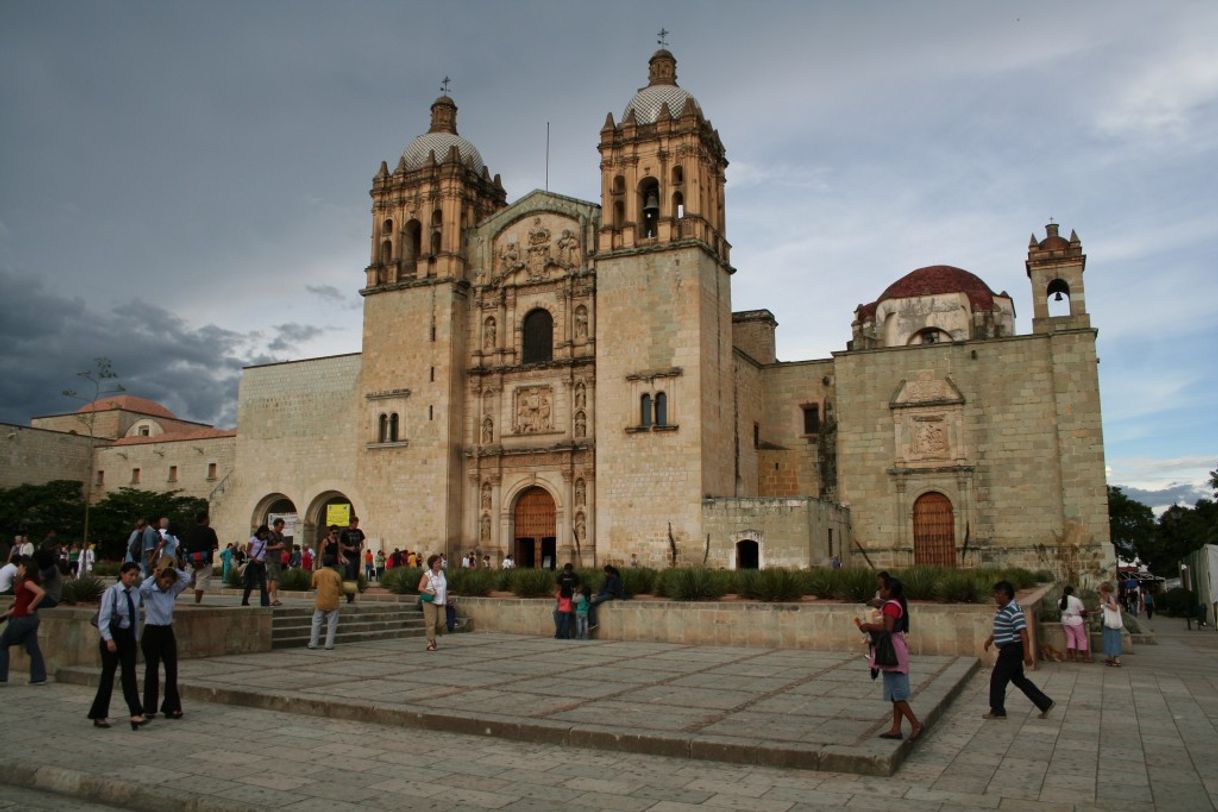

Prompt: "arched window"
[638,177,660,239]
[382,218,393,236]
[909,327,952,345]
[672,191,685,219]
[403,219,422,271]
[430,209,442,256]
[521,309,553,364]
[672,165,684,186]
[611,175,626,229]
[654,392,667,426]
[378,414,388,443]
[640,394,652,428]
[1047,278,1071,317]
[380,239,392,264]
[388,413,399,443]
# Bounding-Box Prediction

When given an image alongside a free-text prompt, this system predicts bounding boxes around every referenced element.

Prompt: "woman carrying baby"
[855,577,922,741]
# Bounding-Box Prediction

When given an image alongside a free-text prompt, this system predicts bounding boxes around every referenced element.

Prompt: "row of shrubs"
[377,564,1051,604]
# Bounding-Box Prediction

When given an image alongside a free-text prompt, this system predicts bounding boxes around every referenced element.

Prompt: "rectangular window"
[428,405,434,421]
[828,528,834,556]
[802,404,820,435]
[131,467,141,484]
[206,462,217,480]
[753,422,760,449]
[138,426,150,437]
[430,366,435,382]
[168,465,178,482]
[96,470,104,487]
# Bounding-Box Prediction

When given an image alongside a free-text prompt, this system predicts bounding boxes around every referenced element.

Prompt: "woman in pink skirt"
[1059,585,1092,663]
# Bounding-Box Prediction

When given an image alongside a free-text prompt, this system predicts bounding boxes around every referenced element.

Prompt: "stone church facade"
[8,49,1112,576]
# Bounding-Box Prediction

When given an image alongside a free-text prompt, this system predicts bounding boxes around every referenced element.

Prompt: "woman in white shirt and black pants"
[88,562,150,730]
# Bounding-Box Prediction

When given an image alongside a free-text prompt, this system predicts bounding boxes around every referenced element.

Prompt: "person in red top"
[0,556,48,684]
[301,546,314,572]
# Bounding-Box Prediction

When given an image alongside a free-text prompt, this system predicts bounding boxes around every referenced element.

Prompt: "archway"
[1047,278,1071,317]
[252,494,298,543]
[513,486,556,569]
[306,490,356,547]
[736,539,759,570]
[913,492,956,566]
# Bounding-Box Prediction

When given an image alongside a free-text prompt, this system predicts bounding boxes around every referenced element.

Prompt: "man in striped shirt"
[982,580,1054,719]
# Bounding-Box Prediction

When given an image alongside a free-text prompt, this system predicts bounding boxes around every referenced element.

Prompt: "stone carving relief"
[912,416,949,460]
[481,482,492,511]
[574,478,585,507]
[892,375,966,467]
[480,514,491,544]
[526,218,552,280]
[499,241,525,276]
[481,417,494,444]
[573,380,586,410]
[574,410,587,439]
[574,512,586,546]
[892,375,964,407]
[574,305,589,341]
[514,386,553,434]
[556,229,579,269]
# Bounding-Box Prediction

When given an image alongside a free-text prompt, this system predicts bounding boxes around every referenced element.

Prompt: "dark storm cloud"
[0,269,318,427]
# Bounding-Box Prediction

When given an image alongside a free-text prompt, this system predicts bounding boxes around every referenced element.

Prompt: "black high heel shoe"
[130,716,148,730]
[92,719,111,729]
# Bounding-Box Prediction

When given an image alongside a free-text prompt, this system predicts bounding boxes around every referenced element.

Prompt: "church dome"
[400,94,485,172]
[401,131,485,172]
[622,49,702,124]
[76,395,177,419]
[859,265,1000,319]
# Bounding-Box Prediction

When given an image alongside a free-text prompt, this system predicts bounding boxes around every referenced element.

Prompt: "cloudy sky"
[2,1,1215,510]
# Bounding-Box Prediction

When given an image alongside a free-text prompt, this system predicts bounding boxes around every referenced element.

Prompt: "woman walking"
[1099,582,1123,667]
[88,562,149,730]
[854,577,922,741]
[417,554,447,652]
[1059,585,1092,663]
[140,567,191,719]
[0,556,47,685]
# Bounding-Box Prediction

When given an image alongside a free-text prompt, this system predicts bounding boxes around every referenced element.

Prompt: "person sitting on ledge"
[588,564,623,629]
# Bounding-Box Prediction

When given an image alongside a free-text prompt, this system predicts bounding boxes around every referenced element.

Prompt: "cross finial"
[657,27,670,47]
[1048,216,1055,224]
[440,76,451,94]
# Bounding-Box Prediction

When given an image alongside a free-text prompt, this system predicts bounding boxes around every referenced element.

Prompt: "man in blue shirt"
[982,580,1054,720]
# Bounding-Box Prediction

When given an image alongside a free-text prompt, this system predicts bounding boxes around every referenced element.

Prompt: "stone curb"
[0,754,258,812]
[56,656,979,777]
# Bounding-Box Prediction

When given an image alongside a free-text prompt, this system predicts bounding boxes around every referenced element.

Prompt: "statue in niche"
[480,514,491,544]
[574,380,586,409]
[557,229,579,268]
[483,316,496,350]
[574,410,586,439]
[481,416,494,444]
[481,482,492,511]
[499,241,524,275]
[575,478,585,507]
[574,305,588,341]
[574,512,586,546]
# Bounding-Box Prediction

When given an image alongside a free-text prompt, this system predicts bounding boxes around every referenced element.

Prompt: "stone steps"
[270,603,468,649]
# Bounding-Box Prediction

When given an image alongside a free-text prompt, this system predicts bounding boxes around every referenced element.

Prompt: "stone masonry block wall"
[94,436,235,504]
[0,424,93,490]
[702,496,851,568]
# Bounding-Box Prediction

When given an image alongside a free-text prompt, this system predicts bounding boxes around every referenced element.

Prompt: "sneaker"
[1038,701,1056,719]
[982,712,1007,720]
[306,644,317,650]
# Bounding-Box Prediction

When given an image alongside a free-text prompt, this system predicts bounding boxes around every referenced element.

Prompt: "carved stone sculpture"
[574,512,586,545]
[557,229,579,268]
[481,482,492,511]
[575,478,585,506]
[574,409,586,438]
[499,241,524,276]
[574,305,589,341]
[480,514,491,544]
[483,316,496,350]
[526,217,552,280]
[514,386,553,433]
[574,380,586,409]
[481,416,494,444]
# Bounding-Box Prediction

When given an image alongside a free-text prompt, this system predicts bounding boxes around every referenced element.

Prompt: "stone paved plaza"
[3,618,1216,811]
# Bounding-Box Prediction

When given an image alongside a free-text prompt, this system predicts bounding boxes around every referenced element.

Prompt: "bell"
[1053,291,1064,302]
[642,191,660,217]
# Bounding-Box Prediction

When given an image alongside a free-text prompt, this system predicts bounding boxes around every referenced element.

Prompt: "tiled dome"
[624,85,701,124]
[401,131,484,172]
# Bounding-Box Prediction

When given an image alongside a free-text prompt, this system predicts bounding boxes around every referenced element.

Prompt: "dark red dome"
[858,265,999,319]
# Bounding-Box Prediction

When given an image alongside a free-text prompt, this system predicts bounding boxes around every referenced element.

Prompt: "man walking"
[181,511,219,604]
[983,580,1054,720]
[339,516,365,604]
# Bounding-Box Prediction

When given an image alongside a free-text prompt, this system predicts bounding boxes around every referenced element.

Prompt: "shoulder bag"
[1102,603,1124,630]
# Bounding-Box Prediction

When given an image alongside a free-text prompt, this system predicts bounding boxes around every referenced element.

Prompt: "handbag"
[89,587,120,636]
[419,591,436,603]
[1102,605,1124,630]
[873,632,899,668]
[342,580,359,596]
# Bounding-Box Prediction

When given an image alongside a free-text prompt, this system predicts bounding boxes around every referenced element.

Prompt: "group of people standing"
[1058,581,1127,667]
[553,563,623,640]
[241,517,365,608]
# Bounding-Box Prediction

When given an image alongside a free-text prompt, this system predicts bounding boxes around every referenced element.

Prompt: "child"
[574,585,592,639]
[554,586,574,639]
[308,556,343,650]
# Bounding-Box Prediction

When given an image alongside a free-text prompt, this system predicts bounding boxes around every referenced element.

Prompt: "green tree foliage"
[0,480,85,542]
[88,488,209,561]
[1108,485,1156,562]
[1146,499,1218,576]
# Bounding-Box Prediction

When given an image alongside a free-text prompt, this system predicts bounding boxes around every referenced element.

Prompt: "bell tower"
[1027,223,1089,333]
[594,46,735,564]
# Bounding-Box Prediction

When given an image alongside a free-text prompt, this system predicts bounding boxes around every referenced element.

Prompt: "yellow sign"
[325,504,351,528]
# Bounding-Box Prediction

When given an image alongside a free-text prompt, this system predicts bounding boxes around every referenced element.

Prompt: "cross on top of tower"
[657,28,669,47]
[440,76,451,95]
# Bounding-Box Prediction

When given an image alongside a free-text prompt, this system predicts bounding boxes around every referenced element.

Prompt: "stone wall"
[0,424,93,490]
[457,583,1051,661]
[93,435,235,503]
[702,496,851,568]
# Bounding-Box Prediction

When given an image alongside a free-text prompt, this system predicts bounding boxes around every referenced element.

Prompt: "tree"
[0,480,86,543]
[61,357,124,546]
[1209,462,1218,498]
[89,488,208,561]
[1144,498,1218,576]
[1107,486,1155,563]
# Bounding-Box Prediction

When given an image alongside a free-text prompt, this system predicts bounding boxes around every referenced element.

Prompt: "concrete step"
[272,618,427,636]
[272,627,429,649]
[272,608,421,626]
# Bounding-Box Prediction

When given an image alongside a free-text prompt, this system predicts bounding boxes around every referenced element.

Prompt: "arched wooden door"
[913,492,956,566]
[514,487,556,569]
